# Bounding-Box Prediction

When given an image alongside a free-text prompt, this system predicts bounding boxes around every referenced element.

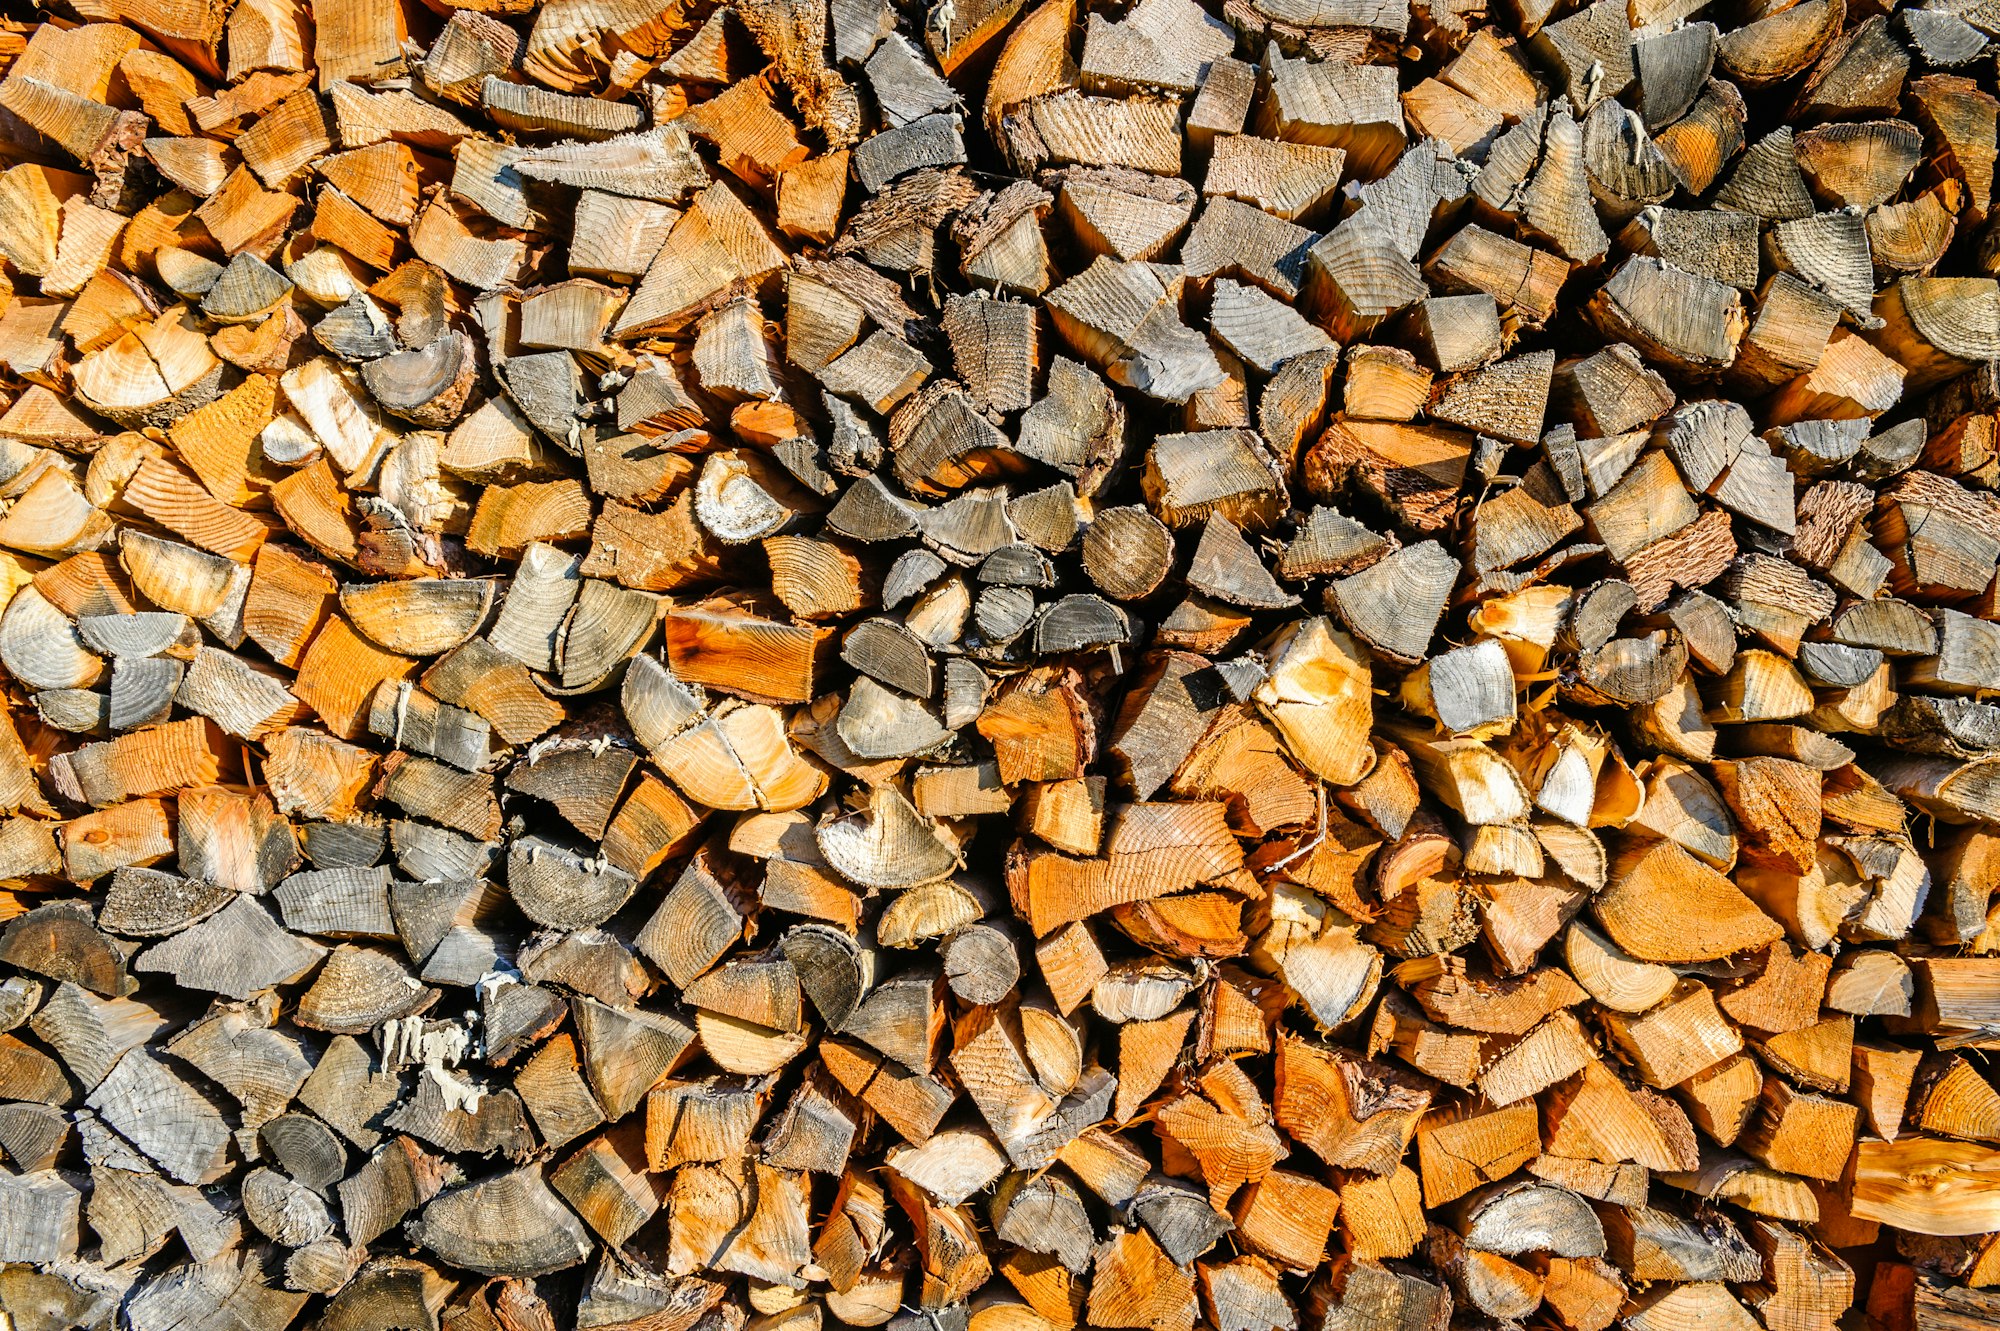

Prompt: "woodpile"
[3,0,2000,1328]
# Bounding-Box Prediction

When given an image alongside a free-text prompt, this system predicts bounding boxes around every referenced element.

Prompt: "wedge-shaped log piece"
[1210,278,1332,375]
[1276,1035,1431,1176]
[339,578,495,657]
[1876,755,2000,826]
[295,943,434,1034]
[1143,428,1287,531]
[1206,134,1346,222]
[1045,258,1224,403]
[359,333,477,429]
[1330,541,1459,664]
[509,835,639,930]
[1008,801,1244,934]
[1455,1183,1606,1258]
[132,894,327,999]
[70,311,223,428]
[86,1048,232,1184]
[1596,839,1784,962]
[1056,164,1196,262]
[1253,617,1374,786]
[410,1167,593,1276]
[614,181,788,338]
[1260,49,1404,178]
[1586,258,1747,376]
[573,996,696,1121]
[667,603,833,706]
[1871,277,2000,392]
[1853,1136,2000,1236]
[818,787,961,890]
[1565,921,1675,1013]
[1029,90,1181,175]
[625,658,826,812]
[0,902,129,996]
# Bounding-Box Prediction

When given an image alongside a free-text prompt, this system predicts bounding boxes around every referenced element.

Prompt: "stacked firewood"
[2,0,2000,1326]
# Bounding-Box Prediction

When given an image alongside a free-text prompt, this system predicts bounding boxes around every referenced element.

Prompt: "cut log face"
[6,0,2000,1322]
[408,1167,594,1276]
